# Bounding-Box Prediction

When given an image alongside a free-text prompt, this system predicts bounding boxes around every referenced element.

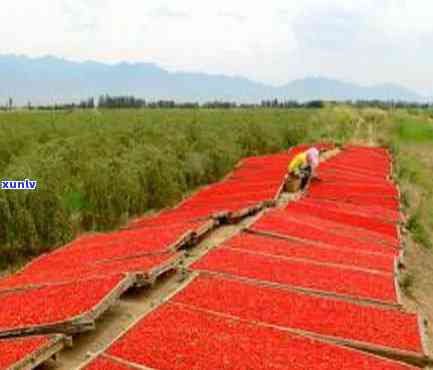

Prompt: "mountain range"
[0,54,427,105]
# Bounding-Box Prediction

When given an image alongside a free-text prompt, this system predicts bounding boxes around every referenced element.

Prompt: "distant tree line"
[346,100,433,110]
[260,99,325,108]
[7,98,96,111]
[0,97,14,111]
[2,95,433,111]
[98,95,145,108]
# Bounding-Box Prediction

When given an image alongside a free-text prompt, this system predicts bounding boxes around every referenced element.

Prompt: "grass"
[0,106,432,269]
[394,115,433,142]
[389,111,433,249]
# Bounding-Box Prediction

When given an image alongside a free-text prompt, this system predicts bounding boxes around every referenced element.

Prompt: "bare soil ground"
[400,237,433,368]
[397,144,433,367]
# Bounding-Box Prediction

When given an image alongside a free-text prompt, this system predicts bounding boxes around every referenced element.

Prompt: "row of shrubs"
[0,108,316,268]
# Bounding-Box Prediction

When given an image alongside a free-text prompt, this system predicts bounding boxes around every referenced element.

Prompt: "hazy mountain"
[0,54,425,105]
[276,77,423,102]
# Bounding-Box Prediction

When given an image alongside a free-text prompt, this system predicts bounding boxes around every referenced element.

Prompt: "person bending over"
[288,147,320,190]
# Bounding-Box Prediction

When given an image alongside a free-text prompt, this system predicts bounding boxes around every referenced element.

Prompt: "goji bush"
[191,247,397,303]
[224,233,395,273]
[102,303,416,370]
[173,275,422,354]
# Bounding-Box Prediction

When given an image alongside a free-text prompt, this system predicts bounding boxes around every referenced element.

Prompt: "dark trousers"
[299,166,312,189]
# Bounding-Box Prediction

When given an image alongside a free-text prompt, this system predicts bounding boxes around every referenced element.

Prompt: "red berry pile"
[252,210,398,255]
[0,147,300,366]
[192,247,397,303]
[223,232,395,273]
[173,274,422,354]
[85,356,135,370]
[89,303,416,370]
[0,336,51,369]
[81,145,424,370]
[0,274,125,332]
[3,144,424,370]
[296,197,401,224]
[0,251,176,290]
[285,201,399,241]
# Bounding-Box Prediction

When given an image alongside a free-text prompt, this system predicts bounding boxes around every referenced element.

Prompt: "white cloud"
[147,7,189,19]
[0,0,432,94]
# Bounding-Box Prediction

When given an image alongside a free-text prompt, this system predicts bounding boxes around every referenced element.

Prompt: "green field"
[0,107,432,270]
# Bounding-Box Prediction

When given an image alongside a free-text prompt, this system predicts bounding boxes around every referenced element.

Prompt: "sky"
[1,0,433,95]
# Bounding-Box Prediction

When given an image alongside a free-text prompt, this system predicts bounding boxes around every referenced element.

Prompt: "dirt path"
[400,236,433,369]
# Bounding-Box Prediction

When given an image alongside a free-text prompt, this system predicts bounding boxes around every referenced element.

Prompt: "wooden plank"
[285,323,431,368]
[102,354,157,370]
[0,275,136,338]
[78,352,157,370]
[173,301,430,368]
[0,285,44,295]
[195,219,216,238]
[134,253,184,287]
[8,335,66,370]
[227,203,265,223]
[80,274,136,323]
[167,231,195,252]
[211,211,230,221]
[0,316,95,339]
[191,219,217,244]
[397,249,405,267]
[394,273,403,306]
[418,313,432,358]
[274,176,287,201]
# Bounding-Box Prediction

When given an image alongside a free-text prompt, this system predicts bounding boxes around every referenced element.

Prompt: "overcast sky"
[1,0,432,95]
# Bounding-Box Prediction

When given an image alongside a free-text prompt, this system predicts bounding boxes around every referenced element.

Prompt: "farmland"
[0,108,307,268]
[0,106,431,270]
[0,106,433,369]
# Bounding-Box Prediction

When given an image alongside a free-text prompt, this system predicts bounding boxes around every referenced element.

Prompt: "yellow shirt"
[288,152,308,175]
